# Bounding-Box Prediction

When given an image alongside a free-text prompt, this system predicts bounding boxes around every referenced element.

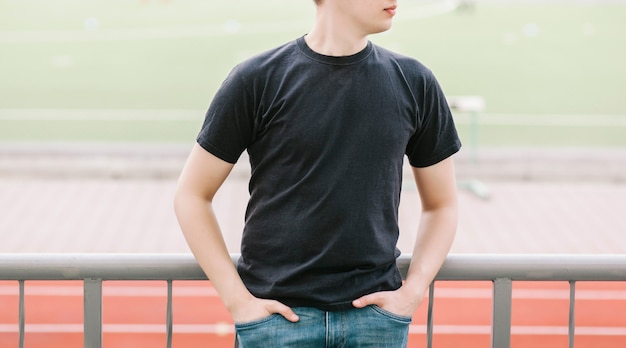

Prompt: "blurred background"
[1,0,625,254]
[1,1,625,347]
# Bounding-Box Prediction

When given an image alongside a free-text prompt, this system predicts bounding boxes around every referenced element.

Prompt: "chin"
[370,23,393,35]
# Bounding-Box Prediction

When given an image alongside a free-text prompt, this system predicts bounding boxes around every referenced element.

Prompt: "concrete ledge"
[454,147,626,183]
[1,142,625,182]
[0,142,190,180]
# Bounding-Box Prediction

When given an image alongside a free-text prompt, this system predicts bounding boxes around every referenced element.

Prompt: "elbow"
[173,187,185,217]
[173,183,214,218]
[422,198,458,216]
[421,203,459,228]
[173,186,187,221]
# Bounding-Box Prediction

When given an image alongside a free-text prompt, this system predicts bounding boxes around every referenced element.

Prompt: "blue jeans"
[235,306,411,348]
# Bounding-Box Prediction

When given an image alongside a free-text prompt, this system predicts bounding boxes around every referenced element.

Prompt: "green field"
[1,0,625,145]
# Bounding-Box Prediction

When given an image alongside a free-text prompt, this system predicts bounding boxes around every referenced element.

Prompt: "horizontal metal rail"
[2,253,626,281]
[1,253,625,348]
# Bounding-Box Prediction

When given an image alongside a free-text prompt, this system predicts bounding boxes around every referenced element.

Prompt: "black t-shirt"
[197,36,461,311]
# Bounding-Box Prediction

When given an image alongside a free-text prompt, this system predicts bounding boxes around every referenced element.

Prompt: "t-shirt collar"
[296,35,373,66]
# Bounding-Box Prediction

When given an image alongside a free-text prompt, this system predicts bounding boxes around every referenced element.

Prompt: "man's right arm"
[174,143,298,323]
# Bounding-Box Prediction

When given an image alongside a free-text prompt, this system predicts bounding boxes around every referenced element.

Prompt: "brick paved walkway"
[1,142,625,254]
[1,177,625,254]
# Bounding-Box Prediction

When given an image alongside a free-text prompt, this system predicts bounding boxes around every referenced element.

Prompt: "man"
[174,0,461,346]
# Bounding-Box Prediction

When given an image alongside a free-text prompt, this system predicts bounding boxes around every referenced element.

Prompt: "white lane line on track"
[0,323,234,335]
[1,286,624,300]
[0,286,219,297]
[435,288,626,300]
[412,325,626,336]
[1,324,625,336]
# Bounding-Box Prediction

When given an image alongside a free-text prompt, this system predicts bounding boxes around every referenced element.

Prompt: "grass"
[0,0,625,145]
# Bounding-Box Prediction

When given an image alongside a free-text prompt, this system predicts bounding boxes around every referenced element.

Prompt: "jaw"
[311,2,396,44]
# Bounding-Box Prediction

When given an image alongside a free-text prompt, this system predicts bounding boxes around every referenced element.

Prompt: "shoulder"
[231,39,298,80]
[371,44,437,84]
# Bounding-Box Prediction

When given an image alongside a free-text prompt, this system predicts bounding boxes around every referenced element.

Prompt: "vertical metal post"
[84,278,103,348]
[166,280,173,348]
[568,281,576,348]
[492,278,512,348]
[427,282,435,348]
[18,280,25,348]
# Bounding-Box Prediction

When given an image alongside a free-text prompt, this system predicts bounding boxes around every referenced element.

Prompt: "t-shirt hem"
[409,141,462,168]
[279,299,356,312]
[270,281,404,312]
[196,139,240,164]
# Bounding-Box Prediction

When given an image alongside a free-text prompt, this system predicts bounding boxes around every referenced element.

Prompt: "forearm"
[404,204,457,296]
[174,194,252,310]
[173,145,298,323]
[351,203,457,314]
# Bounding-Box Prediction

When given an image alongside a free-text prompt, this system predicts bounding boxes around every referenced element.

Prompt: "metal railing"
[1,253,625,348]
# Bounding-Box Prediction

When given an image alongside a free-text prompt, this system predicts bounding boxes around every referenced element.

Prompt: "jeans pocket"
[235,314,286,348]
[234,314,280,330]
[369,305,413,324]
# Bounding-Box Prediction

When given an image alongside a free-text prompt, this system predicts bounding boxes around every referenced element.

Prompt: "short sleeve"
[196,66,255,164]
[405,71,461,167]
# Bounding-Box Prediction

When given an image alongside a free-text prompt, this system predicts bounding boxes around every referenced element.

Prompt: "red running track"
[1,280,625,348]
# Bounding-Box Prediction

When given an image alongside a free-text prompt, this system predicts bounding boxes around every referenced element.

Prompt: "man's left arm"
[353,156,458,316]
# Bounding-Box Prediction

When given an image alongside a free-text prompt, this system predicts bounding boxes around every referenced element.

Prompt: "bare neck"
[305,10,369,57]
